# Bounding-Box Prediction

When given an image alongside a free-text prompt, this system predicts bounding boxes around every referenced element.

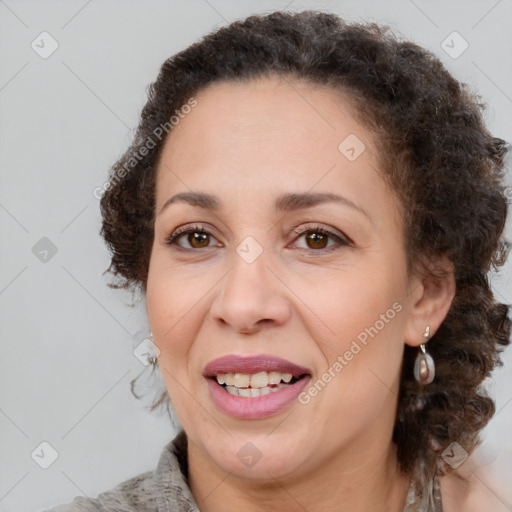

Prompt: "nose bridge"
[210,240,291,332]
[230,241,271,297]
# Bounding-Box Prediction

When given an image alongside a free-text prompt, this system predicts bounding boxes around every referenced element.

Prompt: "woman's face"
[146,77,422,480]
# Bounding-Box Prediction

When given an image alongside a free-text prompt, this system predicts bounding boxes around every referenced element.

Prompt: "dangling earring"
[414,326,435,385]
[147,331,158,366]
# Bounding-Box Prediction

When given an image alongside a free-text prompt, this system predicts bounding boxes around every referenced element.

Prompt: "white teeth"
[215,370,300,398]
[224,383,288,397]
[233,373,251,387]
[250,371,268,388]
[268,371,282,385]
[225,385,238,396]
[215,371,296,388]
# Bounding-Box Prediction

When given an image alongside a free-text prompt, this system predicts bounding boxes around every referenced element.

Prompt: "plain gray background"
[1,1,511,510]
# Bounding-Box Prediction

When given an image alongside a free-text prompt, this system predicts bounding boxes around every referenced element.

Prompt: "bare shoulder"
[439,469,511,512]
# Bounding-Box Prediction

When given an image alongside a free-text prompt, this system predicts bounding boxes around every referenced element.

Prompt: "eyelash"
[164,223,351,252]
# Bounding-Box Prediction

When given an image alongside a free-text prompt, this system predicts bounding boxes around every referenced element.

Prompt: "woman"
[49,10,510,512]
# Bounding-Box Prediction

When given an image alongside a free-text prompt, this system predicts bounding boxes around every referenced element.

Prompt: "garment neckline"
[402,462,443,511]
[155,429,443,512]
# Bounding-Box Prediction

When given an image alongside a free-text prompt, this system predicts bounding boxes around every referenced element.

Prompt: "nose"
[209,250,292,335]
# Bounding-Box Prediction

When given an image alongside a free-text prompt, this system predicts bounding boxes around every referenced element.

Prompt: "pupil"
[190,232,208,247]
[307,232,327,249]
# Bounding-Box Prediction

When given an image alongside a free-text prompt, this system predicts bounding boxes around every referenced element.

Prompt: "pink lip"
[202,354,312,420]
[205,375,312,420]
[202,354,311,378]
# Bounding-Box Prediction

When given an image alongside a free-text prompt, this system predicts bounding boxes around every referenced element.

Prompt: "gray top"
[47,430,442,511]
[47,430,198,512]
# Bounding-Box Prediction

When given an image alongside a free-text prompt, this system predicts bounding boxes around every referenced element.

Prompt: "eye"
[164,223,351,252]
[165,225,221,249]
[292,224,350,252]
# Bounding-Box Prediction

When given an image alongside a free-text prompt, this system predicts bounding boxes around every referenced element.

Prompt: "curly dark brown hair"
[99,10,511,482]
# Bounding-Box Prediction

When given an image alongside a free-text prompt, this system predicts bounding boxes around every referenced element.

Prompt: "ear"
[403,255,456,347]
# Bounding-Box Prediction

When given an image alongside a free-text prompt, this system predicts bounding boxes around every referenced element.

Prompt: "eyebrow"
[159,191,370,219]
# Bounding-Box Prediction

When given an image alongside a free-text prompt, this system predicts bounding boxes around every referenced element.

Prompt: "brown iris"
[305,232,328,249]
[188,231,210,248]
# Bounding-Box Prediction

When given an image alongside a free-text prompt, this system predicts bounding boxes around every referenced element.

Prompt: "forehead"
[156,77,378,184]
[153,77,402,234]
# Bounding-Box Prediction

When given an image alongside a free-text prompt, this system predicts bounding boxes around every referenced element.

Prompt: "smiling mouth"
[210,371,309,398]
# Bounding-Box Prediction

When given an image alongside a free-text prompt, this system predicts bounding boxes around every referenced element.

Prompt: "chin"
[207,433,311,481]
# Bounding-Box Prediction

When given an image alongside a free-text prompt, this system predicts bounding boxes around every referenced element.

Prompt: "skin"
[146,76,456,512]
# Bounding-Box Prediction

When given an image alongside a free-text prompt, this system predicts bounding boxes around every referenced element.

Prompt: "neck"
[187,432,411,512]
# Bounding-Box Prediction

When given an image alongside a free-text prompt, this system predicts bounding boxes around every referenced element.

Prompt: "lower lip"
[205,376,312,420]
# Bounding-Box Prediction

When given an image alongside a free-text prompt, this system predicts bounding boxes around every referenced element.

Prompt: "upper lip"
[203,354,312,378]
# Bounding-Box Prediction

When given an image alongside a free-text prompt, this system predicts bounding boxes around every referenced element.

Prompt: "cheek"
[145,252,225,381]
[298,263,406,382]
[146,271,198,415]
[296,263,403,335]
[146,259,198,362]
